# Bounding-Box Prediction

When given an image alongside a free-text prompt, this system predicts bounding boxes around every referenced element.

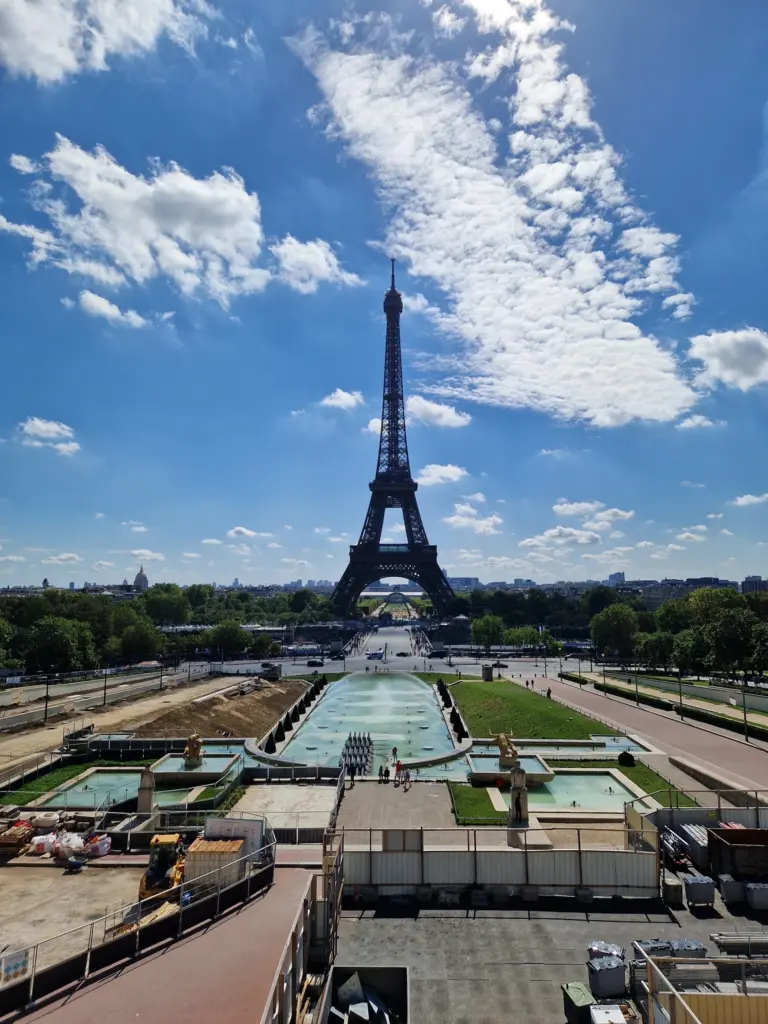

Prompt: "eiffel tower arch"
[332,261,455,618]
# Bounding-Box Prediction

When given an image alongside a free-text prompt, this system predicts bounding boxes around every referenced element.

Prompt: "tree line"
[590,588,768,680]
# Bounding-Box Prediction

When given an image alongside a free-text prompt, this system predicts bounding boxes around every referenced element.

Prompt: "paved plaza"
[232,781,338,830]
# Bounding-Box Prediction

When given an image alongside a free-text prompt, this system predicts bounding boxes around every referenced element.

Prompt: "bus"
[366,649,384,660]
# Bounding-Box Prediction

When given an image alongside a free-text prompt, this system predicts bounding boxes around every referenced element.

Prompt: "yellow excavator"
[139,834,185,901]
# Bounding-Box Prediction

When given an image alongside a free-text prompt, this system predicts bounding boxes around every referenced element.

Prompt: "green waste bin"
[562,982,595,1024]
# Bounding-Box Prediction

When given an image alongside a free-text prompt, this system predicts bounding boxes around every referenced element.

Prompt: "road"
[0,664,211,731]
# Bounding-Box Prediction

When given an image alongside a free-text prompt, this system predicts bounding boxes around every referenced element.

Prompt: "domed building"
[133,564,149,592]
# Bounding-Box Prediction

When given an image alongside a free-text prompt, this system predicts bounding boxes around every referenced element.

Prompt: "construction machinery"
[139,834,185,901]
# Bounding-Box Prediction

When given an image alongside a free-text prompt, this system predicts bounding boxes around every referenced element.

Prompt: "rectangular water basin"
[469,753,553,784]
[501,771,636,812]
[151,753,240,784]
[39,768,143,809]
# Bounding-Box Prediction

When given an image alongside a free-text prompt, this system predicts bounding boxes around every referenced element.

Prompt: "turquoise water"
[469,754,549,775]
[154,755,237,774]
[41,770,142,808]
[473,736,646,756]
[279,672,457,773]
[202,742,264,767]
[153,788,199,807]
[502,771,636,811]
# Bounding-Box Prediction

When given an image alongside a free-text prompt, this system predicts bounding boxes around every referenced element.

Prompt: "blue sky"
[2,0,768,588]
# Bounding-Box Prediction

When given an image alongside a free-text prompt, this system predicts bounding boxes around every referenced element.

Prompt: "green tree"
[656,599,692,634]
[25,616,98,674]
[636,631,674,672]
[705,608,756,680]
[102,635,124,666]
[636,610,657,633]
[751,621,768,676]
[503,625,539,647]
[688,587,746,627]
[0,617,13,666]
[471,614,505,652]
[143,584,190,626]
[581,586,619,620]
[207,620,251,659]
[590,603,638,662]
[248,633,275,659]
[186,584,214,611]
[672,627,711,679]
[539,629,562,656]
[121,621,163,663]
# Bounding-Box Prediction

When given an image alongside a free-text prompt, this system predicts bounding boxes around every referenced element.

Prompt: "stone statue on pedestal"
[496,732,519,768]
[183,731,203,768]
[508,765,529,827]
[137,766,155,813]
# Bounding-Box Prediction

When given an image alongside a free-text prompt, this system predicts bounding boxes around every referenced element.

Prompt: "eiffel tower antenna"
[332,261,455,617]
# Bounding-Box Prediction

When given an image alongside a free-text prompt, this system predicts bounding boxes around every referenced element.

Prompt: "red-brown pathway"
[23,869,313,1024]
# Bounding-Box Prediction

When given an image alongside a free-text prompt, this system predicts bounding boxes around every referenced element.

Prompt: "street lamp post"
[677,675,684,720]
[742,683,749,743]
[103,668,108,707]
[44,675,50,723]
[635,663,640,706]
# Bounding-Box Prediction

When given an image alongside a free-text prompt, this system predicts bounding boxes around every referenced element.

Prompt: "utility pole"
[103,668,108,707]
[44,675,50,722]
[677,675,684,720]
[160,662,164,692]
[635,664,640,706]
[742,684,749,742]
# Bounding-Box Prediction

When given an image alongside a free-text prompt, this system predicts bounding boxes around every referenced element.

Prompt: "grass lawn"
[0,758,155,805]
[452,680,614,740]
[547,760,698,808]
[449,783,506,825]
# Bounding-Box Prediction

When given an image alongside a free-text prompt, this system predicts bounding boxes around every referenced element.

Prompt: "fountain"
[183,731,203,769]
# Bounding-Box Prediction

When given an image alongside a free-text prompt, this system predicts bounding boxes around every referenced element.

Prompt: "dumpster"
[708,828,768,881]
[318,966,409,1023]
[588,957,626,999]
[562,982,595,1024]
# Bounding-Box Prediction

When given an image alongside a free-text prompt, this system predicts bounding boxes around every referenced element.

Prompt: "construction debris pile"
[339,733,372,777]
[328,971,404,1024]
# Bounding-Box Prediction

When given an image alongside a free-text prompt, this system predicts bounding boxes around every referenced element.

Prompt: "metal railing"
[626,787,768,819]
[632,944,705,1024]
[0,839,276,1011]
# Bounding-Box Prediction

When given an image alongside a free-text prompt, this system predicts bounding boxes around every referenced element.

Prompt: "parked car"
[396,651,408,657]
[261,662,274,669]
[330,652,345,661]
[307,658,324,667]
[492,661,508,668]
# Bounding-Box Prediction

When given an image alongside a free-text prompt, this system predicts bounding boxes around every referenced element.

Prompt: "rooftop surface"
[337,897,768,1024]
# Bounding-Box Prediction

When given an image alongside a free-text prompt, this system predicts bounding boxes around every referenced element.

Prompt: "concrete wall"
[343,847,658,897]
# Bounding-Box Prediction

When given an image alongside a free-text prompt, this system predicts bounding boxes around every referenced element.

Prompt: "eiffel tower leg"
[413,561,455,616]
[332,563,371,618]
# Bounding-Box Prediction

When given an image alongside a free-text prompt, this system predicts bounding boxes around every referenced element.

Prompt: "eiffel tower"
[332,261,455,617]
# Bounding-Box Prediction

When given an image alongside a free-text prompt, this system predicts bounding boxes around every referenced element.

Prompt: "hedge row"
[595,680,675,711]
[596,680,768,742]
[558,671,590,685]
[671,702,768,742]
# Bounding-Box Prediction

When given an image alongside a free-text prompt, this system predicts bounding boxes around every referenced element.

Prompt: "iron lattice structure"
[332,262,455,617]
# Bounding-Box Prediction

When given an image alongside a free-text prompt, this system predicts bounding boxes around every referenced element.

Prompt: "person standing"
[350,764,355,788]
[514,793,522,823]
[378,765,384,784]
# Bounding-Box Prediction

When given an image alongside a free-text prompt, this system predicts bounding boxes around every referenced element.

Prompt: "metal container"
[746,883,768,911]
[587,956,626,999]
[679,824,709,872]
[588,941,625,961]
[708,828,768,881]
[718,873,745,904]
[669,939,707,958]
[318,966,409,1024]
[682,874,715,907]
[184,837,245,889]
[635,939,673,957]
[562,982,595,1024]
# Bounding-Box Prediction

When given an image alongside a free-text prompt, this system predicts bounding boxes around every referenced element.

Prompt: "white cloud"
[94,512,105,519]
[9,154,38,174]
[443,503,503,535]
[721,529,734,537]
[228,543,251,556]
[270,235,362,294]
[321,388,364,410]
[662,292,694,320]
[432,5,466,38]
[618,227,679,260]
[667,543,685,551]
[462,492,486,503]
[227,526,258,538]
[314,527,331,534]
[294,14,700,427]
[201,538,222,545]
[182,552,200,558]
[609,530,624,539]
[520,526,600,548]
[406,395,471,428]
[267,542,282,549]
[328,535,348,543]
[675,414,725,430]
[582,546,634,565]
[416,463,468,486]
[733,494,768,507]
[281,558,311,568]
[538,448,566,458]
[42,552,83,564]
[18,416,80,456]
[590,507,635,524]
[77,289,148,328]
[131,525,147,533]
[684,524,707,532]
[689,328,768,391]
[706,513,723,519]
[284,524,293,531]
[681,480,705,488]
[131,548,165,561]
[92,560,114,570]
[676,532,706,543]
[0,0,216,85]
[553,499,604,517]
[635,541,655,548]
[0,555,25,563]
[363,417,382,434]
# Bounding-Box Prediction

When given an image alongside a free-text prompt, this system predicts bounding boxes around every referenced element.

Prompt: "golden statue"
[496,733,518,765]
[184,731,202,766]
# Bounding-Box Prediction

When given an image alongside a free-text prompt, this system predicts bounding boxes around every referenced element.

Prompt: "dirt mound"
[132,678,308,738]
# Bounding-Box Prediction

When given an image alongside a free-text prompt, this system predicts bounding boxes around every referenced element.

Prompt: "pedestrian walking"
[350,764,355,787]
[378,765,384,783]
[404,769,411,791]
[384,766,390,783]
